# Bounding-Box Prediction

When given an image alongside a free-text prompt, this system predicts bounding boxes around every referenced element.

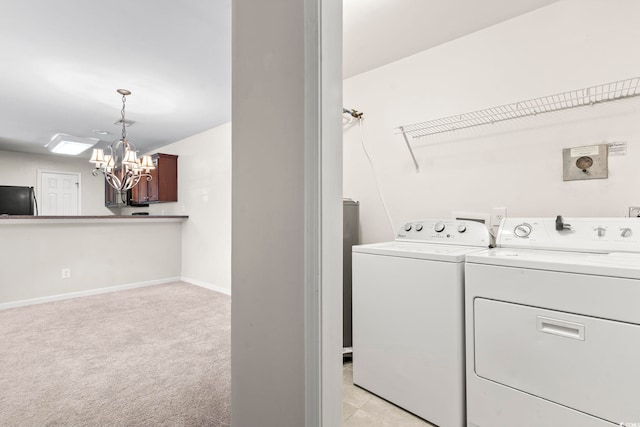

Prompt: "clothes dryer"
[352,219,490,427]
[465,217,640,427]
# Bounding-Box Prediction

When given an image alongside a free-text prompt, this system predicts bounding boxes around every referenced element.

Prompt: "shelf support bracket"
[399,127,420,172]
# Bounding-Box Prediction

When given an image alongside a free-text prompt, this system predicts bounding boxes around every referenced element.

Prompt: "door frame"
[36,169,82,216]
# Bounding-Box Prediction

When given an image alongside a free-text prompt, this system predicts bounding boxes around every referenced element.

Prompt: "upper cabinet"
[130,153,178,205]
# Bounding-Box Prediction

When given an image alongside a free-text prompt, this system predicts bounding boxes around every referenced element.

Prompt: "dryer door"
[473,298,640,424]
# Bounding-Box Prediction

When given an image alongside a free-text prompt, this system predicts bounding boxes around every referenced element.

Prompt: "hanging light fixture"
[89,89,155,191]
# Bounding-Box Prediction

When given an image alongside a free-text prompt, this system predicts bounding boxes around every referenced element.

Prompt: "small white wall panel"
[47,194,57,215]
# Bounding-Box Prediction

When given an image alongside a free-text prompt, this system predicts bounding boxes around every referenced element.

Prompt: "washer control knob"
[434,222,445,233]
[595,227,606,237]
[457,224,467,233]
[404,224,412,232]
[514,223,532,238]
[621,228,632,238]
[415,224,423,231]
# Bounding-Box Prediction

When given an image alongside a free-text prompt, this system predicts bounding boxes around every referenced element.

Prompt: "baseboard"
[181,277,231,296]
[0,277,181,311]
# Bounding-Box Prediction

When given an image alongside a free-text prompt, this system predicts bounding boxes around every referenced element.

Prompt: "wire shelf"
[395,77,640,172]
[397,77,640,139]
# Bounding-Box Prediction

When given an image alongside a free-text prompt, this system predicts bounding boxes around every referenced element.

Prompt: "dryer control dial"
[415,224,423,231]
[620,228,632,238]
[404,224,412,232]
[594,227,606,237]
[434,222,445,233]
[457,224,467,233]
[514,223,532,238]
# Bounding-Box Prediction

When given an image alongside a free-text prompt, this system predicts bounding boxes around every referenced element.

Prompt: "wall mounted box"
[562,144,608,181]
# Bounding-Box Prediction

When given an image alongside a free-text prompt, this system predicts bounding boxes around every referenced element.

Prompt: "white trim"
[181,277,231,296]
[0,277,180,311]
[305,1,343,425]
[36,169,82,216]
[318,0,343,425]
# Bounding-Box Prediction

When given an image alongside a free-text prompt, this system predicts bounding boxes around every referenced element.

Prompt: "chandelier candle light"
[89,89,155,191]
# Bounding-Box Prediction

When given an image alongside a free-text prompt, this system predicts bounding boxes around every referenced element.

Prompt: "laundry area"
[341,0,640,426]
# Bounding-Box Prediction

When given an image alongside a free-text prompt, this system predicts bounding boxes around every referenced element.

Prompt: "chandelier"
[89,89,155,191]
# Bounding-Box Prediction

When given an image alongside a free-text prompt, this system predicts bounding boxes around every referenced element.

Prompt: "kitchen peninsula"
[0,215,188,308]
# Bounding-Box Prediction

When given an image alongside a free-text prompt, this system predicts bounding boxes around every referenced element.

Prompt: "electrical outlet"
[630,207,640,218]
[491,207,507,227]
[61,268,71,279]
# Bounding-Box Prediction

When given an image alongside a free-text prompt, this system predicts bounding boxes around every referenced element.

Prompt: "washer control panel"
[396,219,490,247]
[498,217,640,253]
[514,223,533,238]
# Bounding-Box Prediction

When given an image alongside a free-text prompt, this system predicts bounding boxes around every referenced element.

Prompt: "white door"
[474,298,640,423]
[38,171,80,215]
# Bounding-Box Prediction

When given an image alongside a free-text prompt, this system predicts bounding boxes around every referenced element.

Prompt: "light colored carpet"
[0,282,231,427]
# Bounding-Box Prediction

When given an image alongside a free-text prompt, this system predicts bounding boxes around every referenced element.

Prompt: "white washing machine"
[465,217,640,427]
[352,219,490,427]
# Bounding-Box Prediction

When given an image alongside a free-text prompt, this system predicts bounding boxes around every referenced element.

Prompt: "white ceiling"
[343,0,560,78]
[0,0,559,157]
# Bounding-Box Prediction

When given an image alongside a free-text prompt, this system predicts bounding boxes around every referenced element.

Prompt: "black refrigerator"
[343,198,359,351]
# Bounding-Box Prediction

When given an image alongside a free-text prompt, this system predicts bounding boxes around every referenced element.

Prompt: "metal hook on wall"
[343,108,363,119]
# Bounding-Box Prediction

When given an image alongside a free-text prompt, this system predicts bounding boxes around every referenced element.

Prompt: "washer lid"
[467,248,640,279]
[353,241,487,262]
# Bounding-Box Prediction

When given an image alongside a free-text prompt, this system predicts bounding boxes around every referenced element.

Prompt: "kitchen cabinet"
[130,153,178,205]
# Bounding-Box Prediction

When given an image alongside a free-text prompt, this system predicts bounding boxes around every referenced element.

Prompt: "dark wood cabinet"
[130,153,178,205]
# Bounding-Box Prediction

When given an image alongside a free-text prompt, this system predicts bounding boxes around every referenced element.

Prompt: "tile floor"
[342,361,435,427]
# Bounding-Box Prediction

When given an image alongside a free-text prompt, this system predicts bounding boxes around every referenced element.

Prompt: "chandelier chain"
[121,94,127,141]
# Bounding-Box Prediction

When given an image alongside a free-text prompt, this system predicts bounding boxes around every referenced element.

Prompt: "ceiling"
[343,0,560,78]
[1,0,559,157]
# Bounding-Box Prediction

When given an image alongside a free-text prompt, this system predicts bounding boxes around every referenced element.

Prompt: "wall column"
[231,0,342,425]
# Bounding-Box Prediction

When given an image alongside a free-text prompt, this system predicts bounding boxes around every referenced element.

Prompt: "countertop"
[0,215,188,224]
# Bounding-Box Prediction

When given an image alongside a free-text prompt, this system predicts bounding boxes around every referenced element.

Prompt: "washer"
[352,219,490,427]
[465,217,640,427]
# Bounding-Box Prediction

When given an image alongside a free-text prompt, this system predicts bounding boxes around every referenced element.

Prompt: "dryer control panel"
[396,219,490,247]
[497,217,640,253]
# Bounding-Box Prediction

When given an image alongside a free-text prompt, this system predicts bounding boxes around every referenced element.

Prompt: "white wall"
[232,0,343,425]
[343,0,640,244]
[124,123,232,294]
[0,150,112,215]
[0,122,230,303]
[0,122,232,297]
[232,0,306,422]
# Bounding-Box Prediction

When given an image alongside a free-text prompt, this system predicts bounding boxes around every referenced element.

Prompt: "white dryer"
[352,219,490,427]
[465,217,640,427]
